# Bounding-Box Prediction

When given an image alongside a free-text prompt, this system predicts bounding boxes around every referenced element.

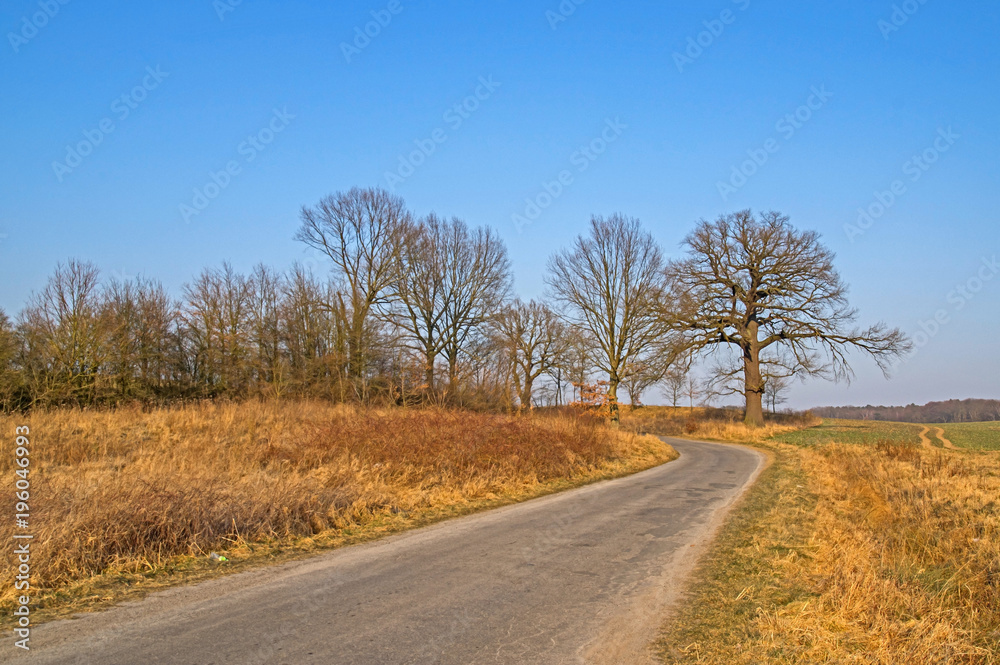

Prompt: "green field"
[935,422,1000,451]
[772,418,1000,451]
[773,418,922,447]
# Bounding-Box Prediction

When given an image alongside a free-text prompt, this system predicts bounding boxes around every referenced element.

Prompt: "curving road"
[18,438,764,665]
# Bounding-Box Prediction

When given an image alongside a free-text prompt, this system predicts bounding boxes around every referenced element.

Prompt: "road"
[19,438,764,665]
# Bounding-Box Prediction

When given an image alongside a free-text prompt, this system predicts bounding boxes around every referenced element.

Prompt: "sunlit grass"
[0,401,676,624]
[658,422,1000,664]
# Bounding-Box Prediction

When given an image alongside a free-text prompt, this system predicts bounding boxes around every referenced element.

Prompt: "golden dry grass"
[0,401,676,622]
[783,442,1000,662]
[659,432,1000,664]
[623,405,820,444]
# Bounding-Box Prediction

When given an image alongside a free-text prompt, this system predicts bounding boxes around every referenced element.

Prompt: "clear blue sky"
[2,0,998,408]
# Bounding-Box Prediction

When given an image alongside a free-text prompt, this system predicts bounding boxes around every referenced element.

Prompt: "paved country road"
[16,438,764,665]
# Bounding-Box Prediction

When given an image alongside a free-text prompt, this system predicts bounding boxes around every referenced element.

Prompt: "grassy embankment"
[622,405,818,443]
[655,416,1000,664]
[0,401,676,625]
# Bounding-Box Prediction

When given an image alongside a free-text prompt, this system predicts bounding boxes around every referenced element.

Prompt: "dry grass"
[623,405,820,444]
[784,443,1000,662]
[0,401,675,622]
[659,427,1000,664]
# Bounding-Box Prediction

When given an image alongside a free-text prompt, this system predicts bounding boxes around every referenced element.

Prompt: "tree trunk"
[608,377,620,427]
[349,335,363,380]
[424,353,435,393]
[348,306,367,384]
[519,376,534,412]
[446,351,459,402]
[743,324,765,427]
[744,379,764,427]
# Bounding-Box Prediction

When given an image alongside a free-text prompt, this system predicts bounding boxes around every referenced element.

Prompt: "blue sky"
[2,0,998,408]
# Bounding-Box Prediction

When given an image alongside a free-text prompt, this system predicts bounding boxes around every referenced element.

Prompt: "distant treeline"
[811,399,1000,423]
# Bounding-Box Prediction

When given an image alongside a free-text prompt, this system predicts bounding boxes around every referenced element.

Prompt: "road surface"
[18,438,764,665]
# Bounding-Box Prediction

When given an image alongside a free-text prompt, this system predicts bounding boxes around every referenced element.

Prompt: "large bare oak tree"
[665,210,910,427]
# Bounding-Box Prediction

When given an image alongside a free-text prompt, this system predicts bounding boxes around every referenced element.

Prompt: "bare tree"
[665,210,910,427]
[101,276,176,402]
[295,187,410,386]
[661,352,693,409]
[622,359,661,407]
[703,349,796,413]
[246,264,283,395]
[491,299,566,410]
[279,263,348,398]
[392,214,511,400]
[546,214,667,425]
[545,366,566,407]
[102,277,142,401]
[135,279,177,398]
[456,334,512,410]
[438,220,512,397]
[18,260,107,405]
[684,374,701,410]
[661,368,685,408]
[0,310,20,410]
[182,263,253,395]
[391,215,450,394]
[559,328,592,405]
[622,336,682,407]
[765,372,791,414]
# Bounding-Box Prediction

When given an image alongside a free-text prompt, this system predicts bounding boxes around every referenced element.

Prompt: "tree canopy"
[665,210,910,426]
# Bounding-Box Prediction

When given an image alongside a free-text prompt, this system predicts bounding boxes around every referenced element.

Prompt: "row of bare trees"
[0,260,349,408]
[545,209,908,425]
[1,188,910,425]
[0,189,537,410]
